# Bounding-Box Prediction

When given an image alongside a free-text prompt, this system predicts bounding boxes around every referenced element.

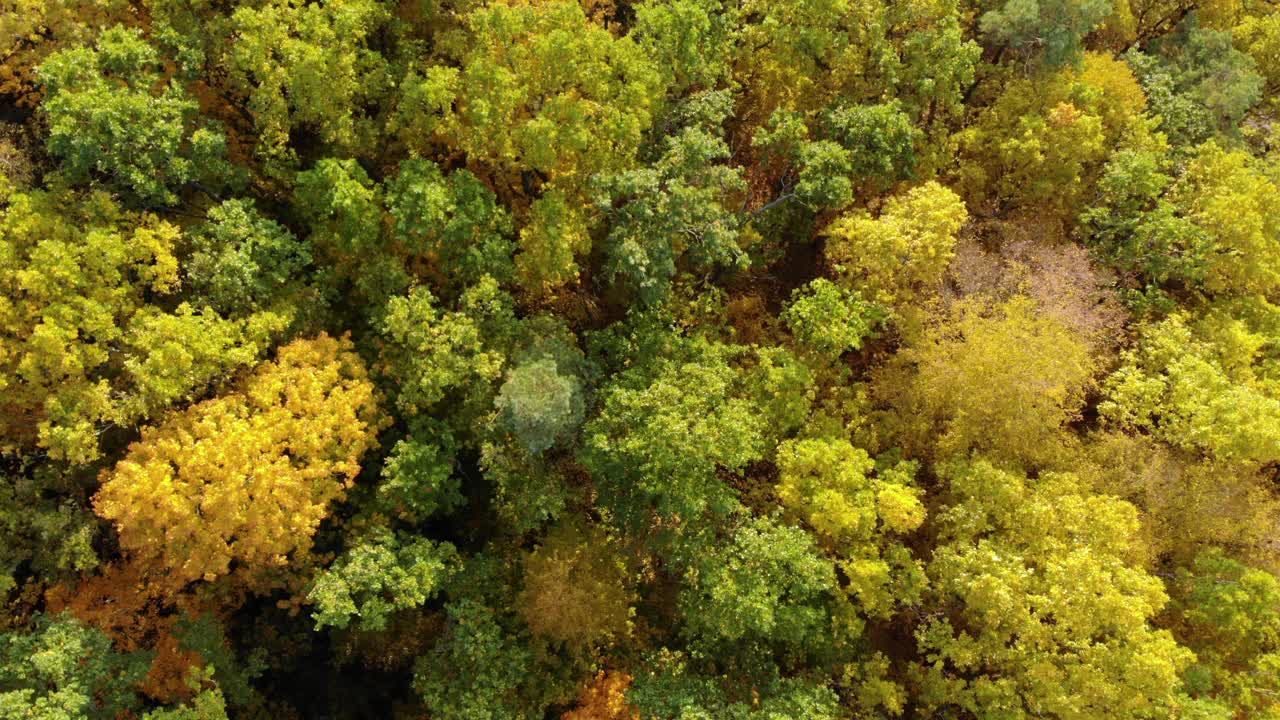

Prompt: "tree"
[633,0,737,94]
[376,281,509,431]
[953,53,1145,219]
[186,199,314,318]
[774,437,926,621]
[0,613,151,720]
[377,418,465,523]
[1169,550,1280,716]
[0,186,276,464]
[874,296,1096,465]
[517,522,634,653]
[93,334,386,593]
[781,279,885,361]
[295,157,409,305]
[0,0,131,107]
[495,357,586,456]
[592,91,748,306]
[678,515,838,654]
[0,465,98,596]
[825,181,967,319]
[1078,146,1211,295]
[309,527,458,632]
[1125,18,1263,147]
[979,0,1113,67]
[412,599,543,720]
[581,344,767,525]
[224,0,392,166]
[38,25,233,206]
[627,649,843,720]
[385,158,517,292]
[1170,142,1280,299]
[444,0,664,196]
[1099,312,1280,465]
[912,460,1194,719]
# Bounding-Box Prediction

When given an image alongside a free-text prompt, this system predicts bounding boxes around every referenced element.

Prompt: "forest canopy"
[2,0,1280,717]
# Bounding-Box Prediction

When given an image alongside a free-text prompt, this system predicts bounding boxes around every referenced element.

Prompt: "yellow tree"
[874,296,1097,466]
[824,181,967,328]
[94,334,386,594]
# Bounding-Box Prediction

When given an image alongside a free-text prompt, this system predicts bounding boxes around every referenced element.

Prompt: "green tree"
[782,279,885,361]
[592,91,747,306]
[678,516,838,653]
[225,0,392,166]
[309,527,459,632]
[444,0,664,195]
[1126,18,1263,147]
[1169,550,1280,716]
[412,599,543,720]
[979,0,1113,67]
[186,199,314,318]
[386,158,517,292]
[38,25,233,206]
[0,613,151,720]
[581,343,767,525]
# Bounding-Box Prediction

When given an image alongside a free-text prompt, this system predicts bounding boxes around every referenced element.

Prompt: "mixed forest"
[3,0,1280,717]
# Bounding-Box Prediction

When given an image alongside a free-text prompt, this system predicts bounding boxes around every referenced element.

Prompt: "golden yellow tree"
[94,334,386,594]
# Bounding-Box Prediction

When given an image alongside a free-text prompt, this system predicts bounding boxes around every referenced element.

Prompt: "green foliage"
[173,614,265,709]
[386,159,516,290]
[1170,551,1280,715]
[979,0,1113,67]
[751,103,920,210]
[310,527,459,632]
[823,101,920,189]
[782,279,885,359]
[1126,18,1263,146]
[1079,147,1211,291]
[679,516,838,652]
[412,599,541,720]
[0,613,151,719]
[226,0,392,164]
[593,91,747,305]
[495,357,586,455]
[379,419,465,522]
[629,653,843,720]
[444,0,665,192]
[377,281,510,437]
[0,466,97,596]
[633,0,738,93]
[38,25,233,206]
[186,199,313,317]
[142,676,230,720]
[582,344,767,524]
